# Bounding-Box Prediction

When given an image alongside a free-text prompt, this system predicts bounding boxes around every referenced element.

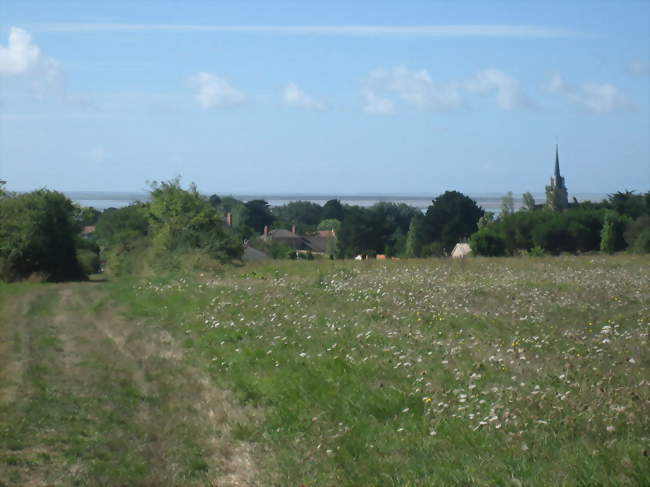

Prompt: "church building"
[545,145,569,210]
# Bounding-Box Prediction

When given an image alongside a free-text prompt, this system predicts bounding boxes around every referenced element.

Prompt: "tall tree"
[404,214,424,258]
[244,200,274,234]
[500,191,515,217]
[522,192,536,211]
[424,191,484,253]
[322,199,345,221]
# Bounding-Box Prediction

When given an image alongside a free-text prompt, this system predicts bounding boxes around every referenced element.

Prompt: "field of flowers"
[111,255,650,486]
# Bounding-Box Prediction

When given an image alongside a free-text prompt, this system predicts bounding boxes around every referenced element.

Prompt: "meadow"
[1,255,649,485]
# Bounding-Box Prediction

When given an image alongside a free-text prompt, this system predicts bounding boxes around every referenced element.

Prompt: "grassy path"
[0,282,261,486]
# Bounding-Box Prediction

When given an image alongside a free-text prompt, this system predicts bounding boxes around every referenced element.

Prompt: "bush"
[470,227,507,256]
[77,249,101,275]
[629,229,650,254]
[0,190,85,282]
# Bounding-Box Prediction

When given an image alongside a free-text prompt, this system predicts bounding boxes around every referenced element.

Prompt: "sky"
[0,0,648,196]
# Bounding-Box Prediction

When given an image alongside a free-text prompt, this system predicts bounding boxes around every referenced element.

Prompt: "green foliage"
[316,218,341,233]
[208,194,221,208]
[148,178,243,262]
[477,211,495,229]
[600,210,628,254]
[607,190,648,219]
[268,242,295,260]
[272,201,323,227]
[500,191,514,217]
[471,208,608,256]
[404,214,424,258]
[74,205,102,227]
[337,202,419,258]
[243,200,274,234]
[0,190,85,281]
[424,191,484,253]
[625,215,650,253]
[522,192,536,211]
[527,245,546,257]
[629,229,650,253]
[95,203,149,248]
[94,203,150,276]
[469,226,507,256]
[600,212,613,254]
[95,180,243,275]
[322,199,345,221]
[77,248,101,275]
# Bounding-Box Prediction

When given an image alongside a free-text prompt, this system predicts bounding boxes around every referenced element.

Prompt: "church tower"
[545,144,569,210]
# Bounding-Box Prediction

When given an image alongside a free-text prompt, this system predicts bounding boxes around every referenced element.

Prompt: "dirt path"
[0,283,262,486]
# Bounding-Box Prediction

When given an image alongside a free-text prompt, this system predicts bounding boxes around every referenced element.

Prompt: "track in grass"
[0,282,262,486]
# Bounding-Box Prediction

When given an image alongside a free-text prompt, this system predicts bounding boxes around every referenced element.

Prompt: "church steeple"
[545,144,569,210]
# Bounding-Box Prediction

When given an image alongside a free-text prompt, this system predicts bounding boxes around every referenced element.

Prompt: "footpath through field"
[0,282,260,486]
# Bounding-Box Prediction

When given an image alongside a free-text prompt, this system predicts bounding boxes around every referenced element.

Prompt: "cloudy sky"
[1,1,648,195]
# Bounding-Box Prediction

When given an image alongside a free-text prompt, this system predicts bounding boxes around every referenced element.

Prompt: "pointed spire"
[554,144,561,180]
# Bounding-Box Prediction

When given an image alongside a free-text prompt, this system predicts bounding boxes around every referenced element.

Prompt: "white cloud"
[466,68,531,110]
[0,26,87,104]
[284,83,325,110]
[0,27,42,75]
[545,74,629,113]
[569,83,628,113]
[35,23,583,38]
[367,67,463,113]
[363,66,531,114]
[363,89,395,114]
[191,72,246,109]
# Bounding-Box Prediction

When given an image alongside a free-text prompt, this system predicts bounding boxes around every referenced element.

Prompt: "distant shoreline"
[63,191,611,211]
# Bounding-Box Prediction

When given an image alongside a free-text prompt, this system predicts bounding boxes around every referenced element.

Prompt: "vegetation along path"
[0,282,262,486]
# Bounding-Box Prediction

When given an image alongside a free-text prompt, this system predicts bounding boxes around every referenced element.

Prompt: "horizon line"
[27,23,585,38]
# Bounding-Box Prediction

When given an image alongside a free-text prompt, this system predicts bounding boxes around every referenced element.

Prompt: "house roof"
[268,229,301,239]
[263,228,335,254]
[243,247,270,261]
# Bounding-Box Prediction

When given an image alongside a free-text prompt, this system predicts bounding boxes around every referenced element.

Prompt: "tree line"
[1,178,648,282]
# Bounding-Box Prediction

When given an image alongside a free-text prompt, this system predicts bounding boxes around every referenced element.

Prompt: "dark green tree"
[607,191,647,219]
[322,199,345,221]
[244,200,274,234]
[424,191,484,254]
[208,194,222,208]
[404,214,425,258]
[272,201,323,227]
[0,190,85,281]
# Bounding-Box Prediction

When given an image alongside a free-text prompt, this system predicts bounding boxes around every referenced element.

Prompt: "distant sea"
[65,191,610,213]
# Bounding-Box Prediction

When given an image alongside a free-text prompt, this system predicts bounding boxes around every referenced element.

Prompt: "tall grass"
[109,255,650,486]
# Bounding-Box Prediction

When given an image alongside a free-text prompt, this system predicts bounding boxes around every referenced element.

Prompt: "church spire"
[546,143,569,210]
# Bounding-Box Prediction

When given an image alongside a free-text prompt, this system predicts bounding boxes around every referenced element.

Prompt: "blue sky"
[1,0,648,195]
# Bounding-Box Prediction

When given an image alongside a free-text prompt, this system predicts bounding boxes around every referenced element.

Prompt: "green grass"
[0,284,237,486]
[105,255,650,486]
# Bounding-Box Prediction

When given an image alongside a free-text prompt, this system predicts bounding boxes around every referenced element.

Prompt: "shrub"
[470,227,507,256]
[0,190,85,281]
[77,249,101,275]
[629,229,650,254]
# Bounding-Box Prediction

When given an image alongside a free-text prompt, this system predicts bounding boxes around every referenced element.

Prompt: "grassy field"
[1,255,649,485]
